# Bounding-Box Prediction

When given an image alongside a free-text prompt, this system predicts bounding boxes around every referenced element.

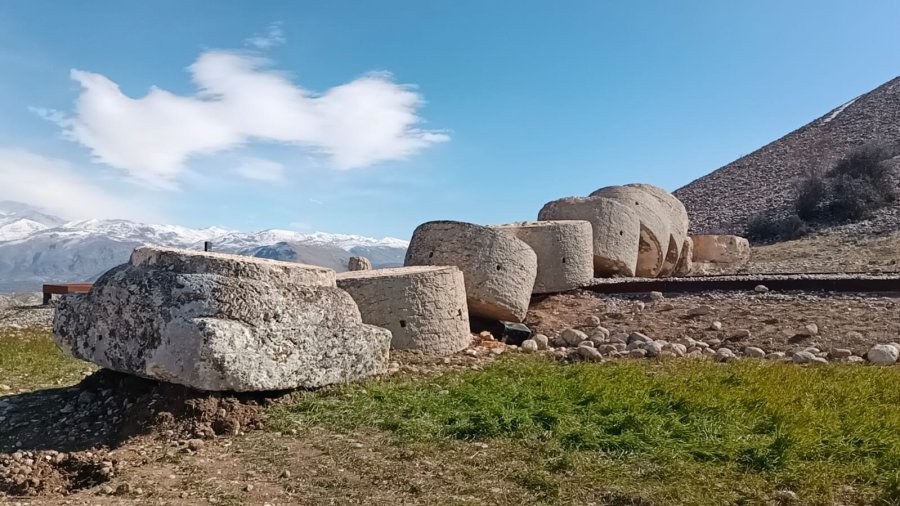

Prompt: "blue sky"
[0,1,898,239]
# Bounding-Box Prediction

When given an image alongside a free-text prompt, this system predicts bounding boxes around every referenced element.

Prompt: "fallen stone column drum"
[589,185,672,277]
[490,220,594,294]
[404,221,537,322]
[336,266,470,354]
[538,196,641,277]
[53,246,391,392]
[619,183,690,277]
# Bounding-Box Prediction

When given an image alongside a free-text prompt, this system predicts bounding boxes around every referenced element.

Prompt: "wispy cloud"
[0,146,158,221]
[233,157,285,182]
[245,22,286,50]
[37,49,449,189]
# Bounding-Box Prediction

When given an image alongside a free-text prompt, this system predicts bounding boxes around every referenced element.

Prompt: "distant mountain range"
[675,76,900,235]
[0,201,408,293]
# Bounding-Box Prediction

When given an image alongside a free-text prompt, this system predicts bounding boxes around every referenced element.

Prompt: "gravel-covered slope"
[675,76,900,235]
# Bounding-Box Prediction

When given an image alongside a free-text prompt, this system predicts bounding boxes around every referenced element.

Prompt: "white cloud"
[41,50,448,189]
[0,147,159,221]
[245,23,286,50]
[233,157,285,182]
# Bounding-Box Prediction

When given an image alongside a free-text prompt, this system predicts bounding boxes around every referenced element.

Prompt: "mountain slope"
[0,202,408,293]
[0,200,67,241]
[675,76,900,235]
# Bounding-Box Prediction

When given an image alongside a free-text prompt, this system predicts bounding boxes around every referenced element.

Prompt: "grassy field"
[0,327,94,391]
[272,356,900,505]
[3,329,900,504]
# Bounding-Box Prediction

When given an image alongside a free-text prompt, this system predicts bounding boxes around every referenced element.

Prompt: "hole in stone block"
[400,320,407,328]
[496,265,502,271]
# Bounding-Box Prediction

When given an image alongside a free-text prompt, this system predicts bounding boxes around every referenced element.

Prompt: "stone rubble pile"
[520,322,899,366]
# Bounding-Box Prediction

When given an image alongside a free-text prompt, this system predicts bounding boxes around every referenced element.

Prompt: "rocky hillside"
[0,202,407,293]
[675,76,900,235]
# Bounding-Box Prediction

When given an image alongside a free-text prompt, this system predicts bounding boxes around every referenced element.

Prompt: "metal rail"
[583,274,900,294]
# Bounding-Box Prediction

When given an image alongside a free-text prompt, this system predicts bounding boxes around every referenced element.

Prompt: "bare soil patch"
[748,229,900,274]
[527,289,900,356]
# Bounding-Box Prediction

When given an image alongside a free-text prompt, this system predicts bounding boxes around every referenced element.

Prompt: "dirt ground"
[4,246,900,503]
[746,229,900,274]
[526,290,900,357]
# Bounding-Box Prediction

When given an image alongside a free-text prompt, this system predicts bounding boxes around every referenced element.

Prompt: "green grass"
[0,327,94,392]
[271,356,900,505]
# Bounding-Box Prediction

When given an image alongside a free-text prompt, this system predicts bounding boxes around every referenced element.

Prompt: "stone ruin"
[690,235,751,274]
[539,183,696,278]
[489,220,594,294]
[404,220,538,323]
[52,182,755,393]
[337,266,470,354]
[53,246,391,392]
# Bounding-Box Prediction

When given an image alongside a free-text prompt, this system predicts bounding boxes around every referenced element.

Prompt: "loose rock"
[744,347,766,358]
[867,344,899,365]
[561,328,588,346]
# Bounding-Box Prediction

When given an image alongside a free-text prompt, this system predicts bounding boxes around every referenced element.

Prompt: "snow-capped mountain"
[0,202,408,292]
[0,200,67,242]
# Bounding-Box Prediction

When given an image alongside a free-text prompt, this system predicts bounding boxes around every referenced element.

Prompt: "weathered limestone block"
[673,237,693,276]
[589,186,671,277]
[621,183,690,276]
[691,235,751,266]
[538,196,640,277]
[336,266,470,354]
[131,245,336,286]
[53,246,391,392]
[348,256,372,271]
[404,221,537,322]
[490,220,594,294]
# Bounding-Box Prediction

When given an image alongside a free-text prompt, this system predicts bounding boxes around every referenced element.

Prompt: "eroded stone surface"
[624,183,690,276]
[336,266,470,354]
[538,196,640,277]
[490,220,594,294]
[347,256,372,271]
[53,246,390,392]
[691,235,751,274]
[590,186,671,277]
[404,221,537,322]
[673,237,694,276]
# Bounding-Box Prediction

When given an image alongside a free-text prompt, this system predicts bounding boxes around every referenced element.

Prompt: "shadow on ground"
[0,370,277,454]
